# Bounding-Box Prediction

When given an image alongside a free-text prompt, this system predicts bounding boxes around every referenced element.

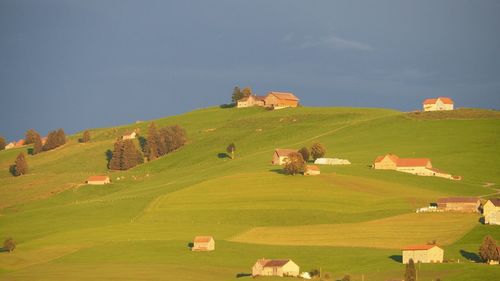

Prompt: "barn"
[252,258,300,277]
[191,236,215,251]
[437,197,480,213]
[402,244,444,264]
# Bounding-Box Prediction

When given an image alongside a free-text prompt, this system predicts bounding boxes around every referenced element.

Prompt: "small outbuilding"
[86,175,111,185]
[192,236,215,251]
[437,197,480,213]
[252,258,300,277]
[402,244,444,264]
[422,97,454,111]
[304,165,320,176]
[5,142,15,150]
[272,149,297,165]
[121,131,137,140]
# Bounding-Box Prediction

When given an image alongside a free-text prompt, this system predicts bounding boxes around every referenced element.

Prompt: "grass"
[0,106,499,280]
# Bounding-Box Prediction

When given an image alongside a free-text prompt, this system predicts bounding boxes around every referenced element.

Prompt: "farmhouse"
[304,165,320,176]
[5,142,15,150]
[483,199,500,225]
[402,244,444,264]
[264,92,299,109]
[373,154,458,179]
[272,149,297,165]
[237,95,266,108]
[191,236,215,251]
[437,197,480,213]
[15,139,25,148]
[86,175,110,185]
[314,158,351,165]
[121,131,137,140]
[252,258,300,277]
[422,97,454,111]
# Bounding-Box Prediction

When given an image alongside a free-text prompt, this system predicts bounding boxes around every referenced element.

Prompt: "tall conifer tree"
[33,133,43,155]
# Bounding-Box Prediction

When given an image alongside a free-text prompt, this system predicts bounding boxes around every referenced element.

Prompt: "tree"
[25,129,38,144]
[241,87,253,97]
[479,235,499,263]
[43,128,66,151]
[13,153,28,176]
[310,143,326,160]
[109,140,124,170]
[109,139,143,170]
[283,152,305,175]
[33,133,43,155]
[0,136,5,150]
[298,147,310,163]
[56,128,66,146]
[81,130,91,143]
[341,275,351,281]
[404,258,417,281]
[3,238,15,253]
[146,122,161,160]
[226,143,236,159]
[231,86,244,103]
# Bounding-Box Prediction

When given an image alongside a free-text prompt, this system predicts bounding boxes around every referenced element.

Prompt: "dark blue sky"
[1,1,499,140]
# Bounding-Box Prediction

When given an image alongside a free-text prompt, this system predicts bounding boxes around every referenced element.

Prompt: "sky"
[1,0,500,140]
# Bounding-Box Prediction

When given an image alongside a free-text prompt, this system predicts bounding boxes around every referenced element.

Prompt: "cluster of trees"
[10,153,28,176]
[284,143,326,175]
[231,86,253,104]
[42,129,66,151]
[109,139,143,170]
[0,136,5,150]
[144,123,187,161]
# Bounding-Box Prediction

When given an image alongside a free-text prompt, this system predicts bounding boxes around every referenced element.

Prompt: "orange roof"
[275,149,297,157]
[15,139,25,147]
[423,98,438,105]
[193,236,213,243]
[438,97,454,104]
[87,175,109,182]
[373,154,399,164]
[306,165,320,171]
[396,158,431,167]
[402,244,440,251]
[268,92,299,101]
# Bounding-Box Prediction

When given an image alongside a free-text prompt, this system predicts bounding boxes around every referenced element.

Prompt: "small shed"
[304,165,320,176]
[402,244,444,264]
[86,175,111,185]
[192,236,215,251]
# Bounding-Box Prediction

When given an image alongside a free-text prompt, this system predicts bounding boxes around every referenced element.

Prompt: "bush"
[310,143,326,160]
[283,152,305,175]
[3,237,15,252]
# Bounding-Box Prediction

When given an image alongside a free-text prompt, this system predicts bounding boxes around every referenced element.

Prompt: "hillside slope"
[1,107,499,281]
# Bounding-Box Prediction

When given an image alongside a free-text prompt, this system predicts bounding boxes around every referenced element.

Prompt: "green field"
[0,107,499,280]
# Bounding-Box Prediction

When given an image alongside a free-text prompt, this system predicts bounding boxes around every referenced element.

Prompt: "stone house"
[402,244,444,264]
[272,149,297,165]
[437,197,480,213]
[252,258,300,277]
[422,97,454,111]
[191,236,215,251]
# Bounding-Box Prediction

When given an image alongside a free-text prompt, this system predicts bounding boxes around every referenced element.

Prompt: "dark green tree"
[3,237,15,252]
[298,147,310,162]
[283,152,305,175]
[404,258,417,281]
[81,130,91,143]
[147,122,161,160]
[25,129,38,144]
[0,136,5,150]
[310,143,326,160]
[479,235,499,263]
[13,152,28,176]
[226,143,236,159]
[109,140,143,170]
[33,133,43,155]
[109,140,124,170]
[56,128,66,146]
[231,86,244,103]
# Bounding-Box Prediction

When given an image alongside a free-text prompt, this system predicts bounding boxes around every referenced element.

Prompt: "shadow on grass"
[217,153,230,159]
[389,255,402,263]
[0,247,9,253]
[460,250,481,262]
[220,103,235,109]
[187,242,194,250]
[269,168,287,175]
[236,273,252,278]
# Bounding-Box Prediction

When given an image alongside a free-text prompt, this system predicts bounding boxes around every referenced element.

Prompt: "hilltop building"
[304,165,320,176]
[5,142,15,150]
[272,149,297,165]
[252,258,300,277]
[483,199,500,225]
[191,236,215,251]
[422,97,454,111]
[15,139,25,148]
[402,244,444,264]
[86,175,111,185]
[373,154,459,180]
[237,91,299,109]
[437,197,480,213]
[121,131,137,140]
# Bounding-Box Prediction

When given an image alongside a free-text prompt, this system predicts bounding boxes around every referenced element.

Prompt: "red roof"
[306,165,320,171]
[275,149,297,157]
[438,97,454,104]
[374,154,399,164]
[437,197,479,204]
[423,98,438,105]
[487,199,500,207]
[268,92,299,101]
[15,139,25,147]
[193,236,213,243]
[402,244,440,251]
[87,175,109,182]
[396,158,431,167]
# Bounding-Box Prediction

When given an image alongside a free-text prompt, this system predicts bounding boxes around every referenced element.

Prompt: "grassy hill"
[0,106,499,281]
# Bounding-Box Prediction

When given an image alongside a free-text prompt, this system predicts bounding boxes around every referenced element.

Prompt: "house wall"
[264,95,298,108]
[403,247,443,264]
[87,179,110,185]
[272,153,289,165]
[193,239,215,251]
[374,156,397,170]
[423,100,453,111]
[396,166,433,176]
[483,201,500,218]
[305,170,320,176]
[281,262,300,277]
[439,202,479,212]
[486,211,500,225]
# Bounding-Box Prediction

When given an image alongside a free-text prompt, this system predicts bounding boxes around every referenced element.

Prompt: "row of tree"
[109,139,143,170]
[26,128,67,155]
